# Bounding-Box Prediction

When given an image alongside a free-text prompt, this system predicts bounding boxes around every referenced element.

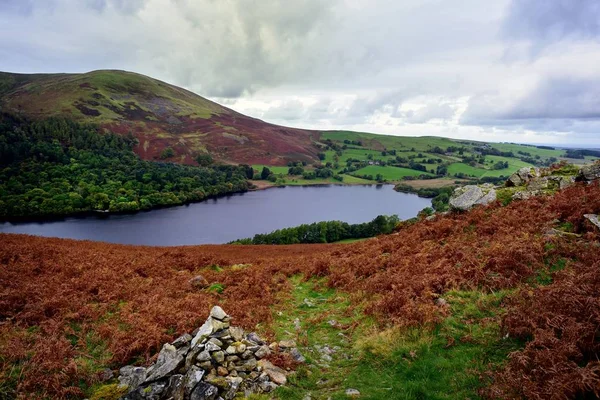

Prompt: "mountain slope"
[0,70,320,165]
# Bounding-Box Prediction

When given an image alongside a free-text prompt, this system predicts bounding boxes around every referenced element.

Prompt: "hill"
[0,70,320,165]
[1,178,599,399]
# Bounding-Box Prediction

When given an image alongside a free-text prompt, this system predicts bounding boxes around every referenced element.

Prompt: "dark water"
[0,185,431,246]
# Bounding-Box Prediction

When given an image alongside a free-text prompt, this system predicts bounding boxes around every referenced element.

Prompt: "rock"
[346,388,361,397]
[259,381,278,393]
[118,366,147,391]
[210,318,230,332]
[229,326,244,342]
[164,374,185,400]
[205,342,221,352]
[190,275,210,289]
[289,348,306,363]
[222,377,243,400]
[255,345,270,359]
[234,357,257,372]
[184,366,205,396]
[217,366,229,376]
[527,177,549,191]
[207,338,223,347]
[584,214,600,230]
[196,350,211,362]
[122,381,168,399]
[98,368,114,382]
[190,382,219,400]
[246,332,265,345]
[172,333,193,349]
[257,360,287,385]
[212,350,225,363]
[144,343,186,383]
[191,318,214,348]
[580,163,600,181]
[435,297,447,307]
[559,176,576,189]
[268,342,279,352]
[449,184,496,211]
[210,306,228,321]
[506,167,541,187]
[278,339,297,349]
[512,190,541,201]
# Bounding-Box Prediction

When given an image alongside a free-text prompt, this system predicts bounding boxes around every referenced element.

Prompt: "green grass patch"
[352,165,433,181]
[272,278,520,399]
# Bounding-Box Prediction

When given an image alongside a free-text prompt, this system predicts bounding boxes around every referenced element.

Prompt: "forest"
[231,214,400,244]
[0,114,253,219]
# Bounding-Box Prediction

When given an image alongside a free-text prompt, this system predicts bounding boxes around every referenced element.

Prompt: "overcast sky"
[2,0,600,145]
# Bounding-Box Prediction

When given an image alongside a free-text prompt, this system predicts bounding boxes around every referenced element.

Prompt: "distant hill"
[0,70,320,165]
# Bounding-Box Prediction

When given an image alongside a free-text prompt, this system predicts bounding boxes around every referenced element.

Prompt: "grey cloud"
[503,0,600,42]
[462,77,600,133]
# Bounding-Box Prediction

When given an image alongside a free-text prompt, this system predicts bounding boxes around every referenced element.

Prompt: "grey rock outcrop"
[116,306,301,400]
[580,163,600,181]
[449,184,496,211]
[506,167,542,187]
[506,167,541,187]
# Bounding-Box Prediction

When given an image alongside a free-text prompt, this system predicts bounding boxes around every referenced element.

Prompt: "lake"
[0,185,431,246]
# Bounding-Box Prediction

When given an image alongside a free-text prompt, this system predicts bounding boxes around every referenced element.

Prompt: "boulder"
[449,184,496,211]
[580,163,600,181]
[506,167,541,187]
[346,388,361,397]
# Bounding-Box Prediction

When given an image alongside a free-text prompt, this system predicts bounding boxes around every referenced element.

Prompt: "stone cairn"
[117,306,301,400]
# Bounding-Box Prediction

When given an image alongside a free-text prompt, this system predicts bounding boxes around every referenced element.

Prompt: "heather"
[1,182,599,398]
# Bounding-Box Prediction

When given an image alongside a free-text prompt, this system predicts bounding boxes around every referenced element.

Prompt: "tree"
[260,167,272,180]
[160,147,175,159]
[196,153,213,166]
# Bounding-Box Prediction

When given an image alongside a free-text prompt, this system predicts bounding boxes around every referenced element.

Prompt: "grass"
[271,277,520,400]
[351,165,434,180]
[343,290,521,400]
[252,165,291,175]
[489,143,564,159]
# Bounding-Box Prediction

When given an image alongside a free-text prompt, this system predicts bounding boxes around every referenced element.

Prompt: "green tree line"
[231,215,400,245]
[0,114,252,219]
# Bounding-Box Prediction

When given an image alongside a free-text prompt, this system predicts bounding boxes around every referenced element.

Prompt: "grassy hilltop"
[0,70,320,166]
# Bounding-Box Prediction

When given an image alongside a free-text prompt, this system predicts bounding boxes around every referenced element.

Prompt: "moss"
[549,164,580,177]
[89,384,127,400]
[496,187,517,206]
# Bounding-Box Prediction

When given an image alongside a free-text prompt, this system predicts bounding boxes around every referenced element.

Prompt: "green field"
[252,165,290,175]
[352,165,434,180]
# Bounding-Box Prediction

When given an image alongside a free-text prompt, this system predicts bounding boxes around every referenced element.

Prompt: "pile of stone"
[117,306,300,400]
